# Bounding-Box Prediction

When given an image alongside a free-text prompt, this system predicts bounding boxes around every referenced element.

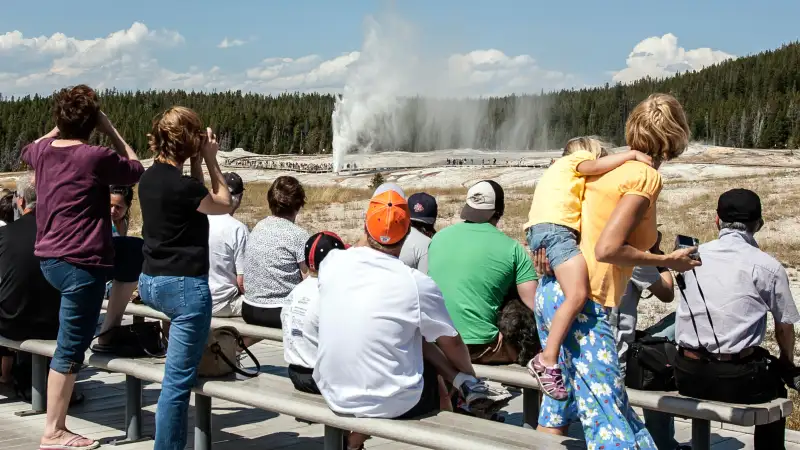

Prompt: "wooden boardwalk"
[1,340,797,449]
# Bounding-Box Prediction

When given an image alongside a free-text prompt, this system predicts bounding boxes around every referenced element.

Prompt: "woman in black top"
[137,107,231,450]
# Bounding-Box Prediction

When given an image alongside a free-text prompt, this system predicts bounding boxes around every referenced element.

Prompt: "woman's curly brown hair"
[53,85,100,140]
[148,106,204,164]
[268,176,306,217]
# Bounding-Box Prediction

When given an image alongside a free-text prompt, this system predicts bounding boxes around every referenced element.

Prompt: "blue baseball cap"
[408,193,438,225]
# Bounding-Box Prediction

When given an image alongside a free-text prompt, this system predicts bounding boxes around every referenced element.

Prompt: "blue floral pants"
[535,276,656,450]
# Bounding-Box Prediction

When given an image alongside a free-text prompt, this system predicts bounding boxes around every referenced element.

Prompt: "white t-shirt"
[244,216,309,308]
[281,277,321,369]
[208,214,249,314]
[313,247,457,418]
[399,227,431,273]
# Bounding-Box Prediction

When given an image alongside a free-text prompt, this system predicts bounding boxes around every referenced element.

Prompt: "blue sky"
[1,0,798,96]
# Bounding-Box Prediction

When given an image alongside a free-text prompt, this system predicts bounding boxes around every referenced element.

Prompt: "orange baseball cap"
[366,183,410,245]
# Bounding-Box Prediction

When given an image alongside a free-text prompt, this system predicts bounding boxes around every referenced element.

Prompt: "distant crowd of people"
[0,85,795,450]
[225,158,334,173]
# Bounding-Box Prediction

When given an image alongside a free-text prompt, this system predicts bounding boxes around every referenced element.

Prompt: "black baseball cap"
[304,231,348,272]
[223,172,245,196]
[717,188,762,223]
[408,193,438,225]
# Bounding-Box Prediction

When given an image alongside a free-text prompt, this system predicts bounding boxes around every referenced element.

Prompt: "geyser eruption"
[331,11,550,172]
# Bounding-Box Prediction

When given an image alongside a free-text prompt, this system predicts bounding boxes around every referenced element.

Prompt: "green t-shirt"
[427,222,537,344]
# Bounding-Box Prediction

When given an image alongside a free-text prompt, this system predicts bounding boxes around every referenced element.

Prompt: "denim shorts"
[40,258,108,374]
[526,223,581,269]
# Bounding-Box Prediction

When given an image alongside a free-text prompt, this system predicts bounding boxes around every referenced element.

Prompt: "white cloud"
[0,22,184,95]
[217,37,246,49]
[613,33,735,83]
[0,23,731,97]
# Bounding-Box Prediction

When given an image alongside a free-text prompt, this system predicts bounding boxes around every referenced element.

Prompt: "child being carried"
[523,137,652,399]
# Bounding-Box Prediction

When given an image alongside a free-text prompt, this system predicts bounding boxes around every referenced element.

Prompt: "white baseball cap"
[461,180,504,223]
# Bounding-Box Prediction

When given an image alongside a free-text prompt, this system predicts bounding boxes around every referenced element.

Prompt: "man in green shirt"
[428,180,538,364]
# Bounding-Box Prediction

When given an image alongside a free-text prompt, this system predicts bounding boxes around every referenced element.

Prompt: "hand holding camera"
[663,234,702,273]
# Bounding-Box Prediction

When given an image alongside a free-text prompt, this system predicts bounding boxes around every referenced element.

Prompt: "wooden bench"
[0,336,583,450]
[107,301,794,450]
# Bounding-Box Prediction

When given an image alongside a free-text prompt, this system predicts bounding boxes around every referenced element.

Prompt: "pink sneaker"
[527,353,567,400]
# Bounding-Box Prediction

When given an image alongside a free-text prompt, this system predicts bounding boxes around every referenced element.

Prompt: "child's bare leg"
[539,254,589,367]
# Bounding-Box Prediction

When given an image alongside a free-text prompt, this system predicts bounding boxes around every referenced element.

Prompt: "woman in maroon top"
[23,85,144,450]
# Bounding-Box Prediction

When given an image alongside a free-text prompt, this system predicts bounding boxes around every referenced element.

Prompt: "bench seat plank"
[473,363,791,427]
[0,336,581,450]
[104,304,794,427]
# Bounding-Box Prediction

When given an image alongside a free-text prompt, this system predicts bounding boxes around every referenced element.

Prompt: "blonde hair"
[625,93,690,163]
[563,136,607,158]
[149,106,204,164]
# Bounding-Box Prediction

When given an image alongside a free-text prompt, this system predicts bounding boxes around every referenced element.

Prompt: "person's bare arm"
[647,271,675,303]
[594,195,700,272]
[237,275,245,295]
[197,128,232,215]
[435,334,476,376]
[35,127,60,143]
[299,261,309,280]
[190,156,203,182]
[516,280,538,311]
[775,320,795,365]
[575,150,650,176]
[97,112,138,161]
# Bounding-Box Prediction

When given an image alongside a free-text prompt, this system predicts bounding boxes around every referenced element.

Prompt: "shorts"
[395,360,440,419]
[467,332,518,364]
[526,223,581,269]
[213,294,244,317]
[288,364,321,394]
[242,303,282,329]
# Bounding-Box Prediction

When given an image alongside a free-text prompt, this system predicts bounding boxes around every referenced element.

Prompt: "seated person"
[314,184,510,450]
[243,176,309,330]
[427,181,538,364]
[0,176,72,399]
[208,173,249,317]
[675,189,800,450]
[92,186,144,352]
[399,192,437,273]
[282,231,347,394]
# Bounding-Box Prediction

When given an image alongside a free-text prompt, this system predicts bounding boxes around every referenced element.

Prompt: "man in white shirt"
[208,172,248,317]
[314,183,510,450]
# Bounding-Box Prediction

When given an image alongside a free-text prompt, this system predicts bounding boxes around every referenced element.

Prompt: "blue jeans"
[139,274,212,450]
[40,259,108,374]
[526,223,581,269]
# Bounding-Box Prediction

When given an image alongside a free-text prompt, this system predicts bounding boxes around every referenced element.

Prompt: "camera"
[674,234,701,261]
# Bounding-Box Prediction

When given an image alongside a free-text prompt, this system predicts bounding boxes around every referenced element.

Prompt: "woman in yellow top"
[533,94,699,449]
[524,137,653,399]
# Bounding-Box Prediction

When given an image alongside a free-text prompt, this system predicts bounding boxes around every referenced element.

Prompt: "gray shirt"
[676,229,800,354]
[243,216,310,308]
[611,266,662,372]
[399,227,431,274]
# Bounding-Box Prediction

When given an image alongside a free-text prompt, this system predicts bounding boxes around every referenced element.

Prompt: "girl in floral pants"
[535,276,656,450]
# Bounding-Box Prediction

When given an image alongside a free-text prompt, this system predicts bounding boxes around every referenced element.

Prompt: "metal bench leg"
[110,376,151,445]
[691,418,711,450]
[521,387,540,429]
[323,425,345,450]
[194,394,212,450]
[16,353,48,416]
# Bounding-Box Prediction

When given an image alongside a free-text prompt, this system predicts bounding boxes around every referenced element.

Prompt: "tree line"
[0,41,798,172]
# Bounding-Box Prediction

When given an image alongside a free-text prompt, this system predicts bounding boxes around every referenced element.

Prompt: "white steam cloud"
[331,12,551,172]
